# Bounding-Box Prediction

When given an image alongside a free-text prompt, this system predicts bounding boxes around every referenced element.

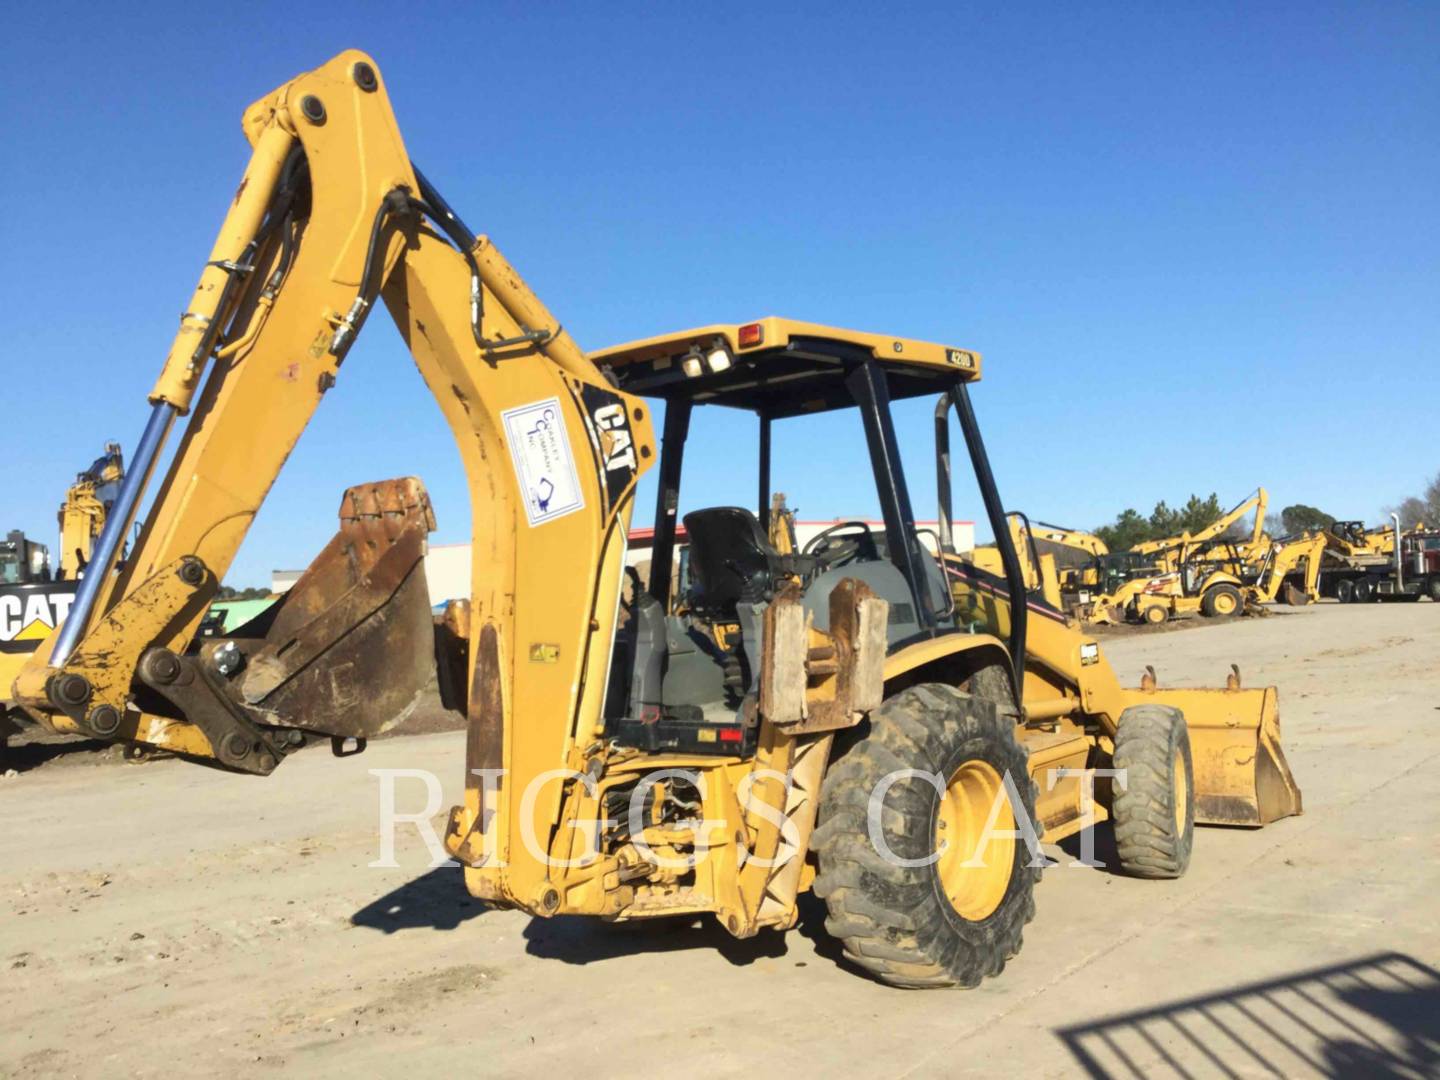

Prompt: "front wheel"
[813,683,1038,989]
[1201,583,1243,617]
[1336,578,1355,604]
[1428,577,1440,602]
[1111,704,1194,879]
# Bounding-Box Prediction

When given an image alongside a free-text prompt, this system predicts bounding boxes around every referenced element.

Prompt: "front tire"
[1111,704,1194,879]
[1201,583,1242,617]
[1142,602,1169,625]
[813,683,1038,989]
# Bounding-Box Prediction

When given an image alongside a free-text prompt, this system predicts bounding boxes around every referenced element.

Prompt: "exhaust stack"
[1391,512,1403,590]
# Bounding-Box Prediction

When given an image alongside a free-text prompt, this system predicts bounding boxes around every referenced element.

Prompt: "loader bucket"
[1129,685,1302,826]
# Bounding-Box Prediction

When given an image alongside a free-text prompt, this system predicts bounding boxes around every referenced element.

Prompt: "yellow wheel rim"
[1172,747,1188,835]
[934,760,1014,921]
[1214,592,1236,614]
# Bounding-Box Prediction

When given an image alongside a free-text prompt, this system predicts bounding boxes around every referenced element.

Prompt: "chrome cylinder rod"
[50,401,176,668]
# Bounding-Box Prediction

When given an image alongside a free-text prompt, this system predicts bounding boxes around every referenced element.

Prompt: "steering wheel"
[802,520,881,569]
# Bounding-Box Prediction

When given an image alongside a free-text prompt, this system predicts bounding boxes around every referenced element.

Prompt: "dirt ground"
[2,602,1437,1077]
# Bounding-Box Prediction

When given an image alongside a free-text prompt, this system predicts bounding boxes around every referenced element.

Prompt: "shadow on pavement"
[353,866,869,976]
[1056,821,1121,872]
[351,865,488,933]
[523,909,790,968]
[1,730,115,773]
[1055,951,1440,1078]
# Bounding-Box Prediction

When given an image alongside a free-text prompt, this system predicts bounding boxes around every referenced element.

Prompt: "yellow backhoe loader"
[1082,530,1323,627]
[1079,489,1269,625]
[3,444,126,742]
[1080,555,1248,626]
[57,443,125,579]
[989,520,1159,615]
[963,512,1066,610]
[1024,520,1108,595]
[1247,533,1326,606]
[1130,487,1269,574]
[11,53,1301,989]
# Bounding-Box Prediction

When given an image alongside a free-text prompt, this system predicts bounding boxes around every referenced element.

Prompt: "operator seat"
[682,507,785,620]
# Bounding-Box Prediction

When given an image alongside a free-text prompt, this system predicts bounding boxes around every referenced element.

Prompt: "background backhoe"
[11,52,1302,989]
[3,443,126,746]
[56,443,125,580]
[1077,488,1270,625]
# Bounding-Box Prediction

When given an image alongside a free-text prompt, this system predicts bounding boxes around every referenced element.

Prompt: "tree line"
[215,585,271,600]
[1389,472,1440,530]
[1091,470,1437,551]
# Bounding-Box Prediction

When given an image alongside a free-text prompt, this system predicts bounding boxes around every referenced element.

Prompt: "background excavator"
[56,443,126,579]
[2,444,125,745]
[11,52,1301,989]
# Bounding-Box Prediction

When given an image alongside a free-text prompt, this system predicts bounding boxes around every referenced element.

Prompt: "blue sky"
[2,3,1435,586]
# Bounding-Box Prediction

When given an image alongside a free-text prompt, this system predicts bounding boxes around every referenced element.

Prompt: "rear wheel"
[1111,704,1194,879]
[1201,583,1242,617]
[813,682,1038,989]
[1336,578,1355,604]
[1353,578,1375,603]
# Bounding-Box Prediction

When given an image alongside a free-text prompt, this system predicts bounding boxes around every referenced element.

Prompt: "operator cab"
[591,318,1024,756]
[0,531,52,587]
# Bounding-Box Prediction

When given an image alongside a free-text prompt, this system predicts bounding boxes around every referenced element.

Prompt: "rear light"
[717,727,743,743]
[738,322,764,348]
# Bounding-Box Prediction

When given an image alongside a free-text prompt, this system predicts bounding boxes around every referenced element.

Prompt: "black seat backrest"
[682,507,779,619]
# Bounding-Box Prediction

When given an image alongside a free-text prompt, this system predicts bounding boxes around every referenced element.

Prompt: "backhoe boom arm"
[15,54,655,902]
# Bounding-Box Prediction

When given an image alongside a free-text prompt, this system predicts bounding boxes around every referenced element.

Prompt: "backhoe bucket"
[234,478,438,739]
[1130,685,1303,826]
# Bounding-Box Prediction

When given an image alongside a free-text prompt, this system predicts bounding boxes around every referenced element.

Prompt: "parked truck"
[1336,518,1440,603]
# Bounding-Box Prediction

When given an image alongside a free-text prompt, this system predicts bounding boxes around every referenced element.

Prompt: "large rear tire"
[1353,578,1375,603]
[1111,704,1194,879]
[1201,584,1243,617]
[813,683,1038,989]
[1336,578,1355,604]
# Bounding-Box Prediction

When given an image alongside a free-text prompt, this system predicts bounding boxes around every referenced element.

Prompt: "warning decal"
[502,397,585,527]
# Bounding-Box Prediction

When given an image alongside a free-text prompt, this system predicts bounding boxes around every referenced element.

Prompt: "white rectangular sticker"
[502,397,585,526]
